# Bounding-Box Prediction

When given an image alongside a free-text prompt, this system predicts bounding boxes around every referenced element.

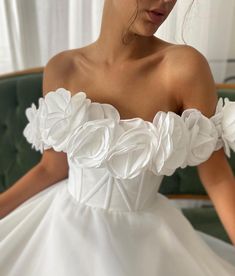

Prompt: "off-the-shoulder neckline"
[45,87,221,124]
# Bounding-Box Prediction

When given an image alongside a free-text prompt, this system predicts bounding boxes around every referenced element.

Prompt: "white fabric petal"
[23,98,50,153]
[181,109,218,166]
[23,88,91,153]
[105,119,154,179]
[211,97,235,158]
[150,111,189,176]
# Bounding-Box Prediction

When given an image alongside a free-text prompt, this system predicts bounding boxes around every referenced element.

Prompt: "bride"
[1,0,235,275]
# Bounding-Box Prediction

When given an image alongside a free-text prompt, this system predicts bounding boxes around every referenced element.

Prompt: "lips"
[149,9,166,16]
[147,10,166,24]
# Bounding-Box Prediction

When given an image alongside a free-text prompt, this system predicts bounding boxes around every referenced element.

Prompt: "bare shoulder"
[163,44,217,117]
[164,44,213,82]
[166,44,207,60]
[42,49,83,96]
[39,49,83,176]
[39,49,85,176]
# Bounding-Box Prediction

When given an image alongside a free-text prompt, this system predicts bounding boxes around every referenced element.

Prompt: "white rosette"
[211,97,235,157]
[23,98,51,153]
[40,88,91,152]
[23,88,91,152]
[180,108,218,166]
[66,103,121,168]
[149,111,189,176]
[105,119,154,179]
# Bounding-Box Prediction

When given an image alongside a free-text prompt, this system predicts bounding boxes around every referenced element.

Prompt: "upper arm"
[39,50,72,178]
[42,50,72,93]
[170,45,234,187]
[171,45,218,118]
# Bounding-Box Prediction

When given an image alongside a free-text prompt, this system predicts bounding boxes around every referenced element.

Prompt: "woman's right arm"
[0,50,73,219]
[0,150,68,218]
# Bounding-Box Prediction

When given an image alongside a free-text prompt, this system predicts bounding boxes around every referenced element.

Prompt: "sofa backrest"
[1,69,235,198]
[0,70,43,192]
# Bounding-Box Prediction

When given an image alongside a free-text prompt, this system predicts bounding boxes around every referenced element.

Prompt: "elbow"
[38,161,69,183]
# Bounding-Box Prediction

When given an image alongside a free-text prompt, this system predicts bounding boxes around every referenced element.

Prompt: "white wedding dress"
[1,87,235,276]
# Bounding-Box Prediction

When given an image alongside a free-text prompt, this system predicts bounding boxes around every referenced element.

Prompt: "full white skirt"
[1,179,235,276]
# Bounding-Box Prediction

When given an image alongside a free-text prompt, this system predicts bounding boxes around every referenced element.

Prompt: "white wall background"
[0,0,234,83]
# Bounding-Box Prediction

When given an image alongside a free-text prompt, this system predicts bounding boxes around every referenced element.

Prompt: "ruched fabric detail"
[23,88,235,179]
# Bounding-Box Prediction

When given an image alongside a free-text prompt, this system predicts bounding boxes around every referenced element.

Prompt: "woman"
[1,0,235,275]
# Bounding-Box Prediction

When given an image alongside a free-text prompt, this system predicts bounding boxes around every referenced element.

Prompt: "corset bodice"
[67,158,164,211]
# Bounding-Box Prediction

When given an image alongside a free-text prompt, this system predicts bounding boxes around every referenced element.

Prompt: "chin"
[133,23,160,37]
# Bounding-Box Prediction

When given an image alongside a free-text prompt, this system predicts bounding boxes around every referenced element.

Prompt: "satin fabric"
[1,177,235,276]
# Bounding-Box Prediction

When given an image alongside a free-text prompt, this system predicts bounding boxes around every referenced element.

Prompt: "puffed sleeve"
[23,99,51,153]
[177,96,235,169]
[210,97,235,158]
[149,96,235,176]
[22,88,91,153]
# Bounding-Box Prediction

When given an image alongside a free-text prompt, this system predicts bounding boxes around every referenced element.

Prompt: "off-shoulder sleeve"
[179,96,235,165]
[210,97,235,158]
[149,97,235,176]
[23,99,51,153]
[22,88,91,153]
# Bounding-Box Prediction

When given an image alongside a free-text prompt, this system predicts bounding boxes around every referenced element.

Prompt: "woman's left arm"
[197,148,235,246]
[170,45,235,246]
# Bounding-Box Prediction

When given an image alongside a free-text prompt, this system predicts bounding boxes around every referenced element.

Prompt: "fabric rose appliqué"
[149,111,189,176]
[23,98,50,153]
[211,97,235,158]
[40,88,91,152]
[180,108,218,166]
[66,104,120,168]
[105,119,154,179]
[23,88,91,152]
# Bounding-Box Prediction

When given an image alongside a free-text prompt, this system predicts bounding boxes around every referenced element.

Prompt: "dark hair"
[121,0,139,45]
[121,0,195,45]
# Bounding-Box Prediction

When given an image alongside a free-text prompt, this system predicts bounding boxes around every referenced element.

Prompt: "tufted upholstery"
[0,70,43,192]
[1,68,235,243]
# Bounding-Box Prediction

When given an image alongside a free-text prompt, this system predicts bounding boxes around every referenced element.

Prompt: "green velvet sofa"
[1,68,235,244]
